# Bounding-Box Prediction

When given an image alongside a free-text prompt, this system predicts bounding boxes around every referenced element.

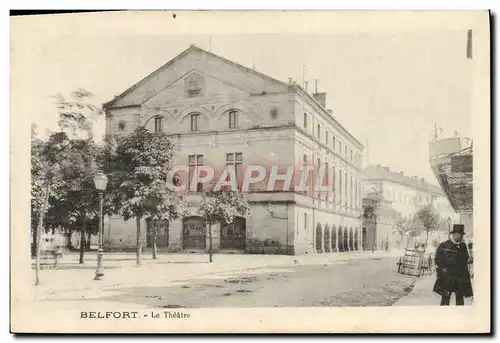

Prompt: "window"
[317,124,321,139]
[190,113,200,131]
[154,117,163,133]
[325,162,329,199]
[229,110,238,129]
[303,113,308,128]
[304,213,308,231]
[339,141,342,154]
[344,172,348,206]
[339,171,343,205]
[345,146,348,158]
[350,176,353,208]
[188,154,204,191]
[332,136,336,150]
[332,166,336,194]
[303,154,307,165]
[355,178,358,209]
[350,150,353,162]
[325,131,329,145]
[226,152,243,186]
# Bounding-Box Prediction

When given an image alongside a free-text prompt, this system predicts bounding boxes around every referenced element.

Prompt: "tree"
[112,126,188,265]
[415,204,440,250]
[31,89,104,283]
[392,211,413,249]
[199,189,251,262]
[31,131,71,285]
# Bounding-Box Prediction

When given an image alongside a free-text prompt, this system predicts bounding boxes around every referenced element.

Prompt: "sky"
[12,12,474,184]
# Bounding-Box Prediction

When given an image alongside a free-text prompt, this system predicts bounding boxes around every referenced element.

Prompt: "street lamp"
[93,171,108,280]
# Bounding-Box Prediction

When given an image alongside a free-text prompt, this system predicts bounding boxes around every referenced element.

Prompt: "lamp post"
[93,171,108,280]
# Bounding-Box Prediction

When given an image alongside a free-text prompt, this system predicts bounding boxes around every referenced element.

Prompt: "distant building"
[103,45,365,255]
[361,164,458,250]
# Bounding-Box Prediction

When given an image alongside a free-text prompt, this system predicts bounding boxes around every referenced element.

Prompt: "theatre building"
[103,45,364,255]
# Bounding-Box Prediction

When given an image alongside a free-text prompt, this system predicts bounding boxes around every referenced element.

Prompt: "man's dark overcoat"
[433,239,473,298]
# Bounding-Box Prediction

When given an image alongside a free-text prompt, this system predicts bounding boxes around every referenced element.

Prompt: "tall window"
[188,155,204,191]
[317,158,321,198]
[304,213,308,232]
[229,110,238,129]
[303,113,308,129]
[325,162,329,199]
[332,166,336,198]
[344,172,348,206]
[350,150,353,162]
[154,117,163,133]
[317,124,321,139]
[339,141,342,154]
[190,113,200,132]
[350,176,353,208]
[325,131,329,145]
[226,153,243,187]
[339,171,342,205]
[332,136,336,150]
[345,146,348,159]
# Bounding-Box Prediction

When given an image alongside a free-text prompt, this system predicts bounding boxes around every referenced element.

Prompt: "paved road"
[45,256,417,308]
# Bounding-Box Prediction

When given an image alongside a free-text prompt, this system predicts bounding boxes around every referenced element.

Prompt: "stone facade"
[103,45,365,255]
[361,164,460,251]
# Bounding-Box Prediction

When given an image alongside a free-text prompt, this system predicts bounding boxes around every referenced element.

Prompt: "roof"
[363,164,444,194]
[103,44,290,109]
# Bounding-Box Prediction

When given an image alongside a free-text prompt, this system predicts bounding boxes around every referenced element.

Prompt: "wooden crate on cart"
[397,248,426,276]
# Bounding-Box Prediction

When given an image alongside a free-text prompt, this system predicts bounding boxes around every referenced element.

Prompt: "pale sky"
[12,12,473,183]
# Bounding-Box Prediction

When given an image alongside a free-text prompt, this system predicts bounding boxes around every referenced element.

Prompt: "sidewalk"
[394,274,474,306]
[25,250,401,300]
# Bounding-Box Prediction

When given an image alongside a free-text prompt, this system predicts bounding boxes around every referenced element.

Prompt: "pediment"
[143,70,250,108]
[105,45,289,109]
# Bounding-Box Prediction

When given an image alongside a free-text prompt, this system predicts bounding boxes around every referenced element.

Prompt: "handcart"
[397,248,431,276]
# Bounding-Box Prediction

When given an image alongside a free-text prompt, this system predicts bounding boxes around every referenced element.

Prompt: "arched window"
[154,116,164,133]
[229,110,238,129]
[190,113,200,132]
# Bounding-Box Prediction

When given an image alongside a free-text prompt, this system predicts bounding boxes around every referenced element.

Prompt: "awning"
[430,146,473,214]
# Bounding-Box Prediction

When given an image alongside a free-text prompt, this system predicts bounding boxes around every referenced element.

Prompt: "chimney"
[376,164,381,168]
[327,109,333,116]
[399,171,404,175]
[288,78,292,85]
[383,166,390,171]
[304,81,309,92]
[312,92,327,108]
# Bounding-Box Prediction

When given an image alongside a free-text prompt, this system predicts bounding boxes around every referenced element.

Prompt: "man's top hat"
[450,224,466,235]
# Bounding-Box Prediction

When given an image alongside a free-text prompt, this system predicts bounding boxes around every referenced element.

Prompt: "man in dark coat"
[433,224,473,305]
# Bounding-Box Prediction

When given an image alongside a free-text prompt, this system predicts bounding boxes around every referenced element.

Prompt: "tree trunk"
[152,221,157,260]
[136,217,142,267]
[208,223,213,263]
[35,183,50,286]
[87,229,91,250]
[79,219,87,264]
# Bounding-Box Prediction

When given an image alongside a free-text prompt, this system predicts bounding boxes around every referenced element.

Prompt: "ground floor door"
[220,217,246,250]
[183,216,206,250]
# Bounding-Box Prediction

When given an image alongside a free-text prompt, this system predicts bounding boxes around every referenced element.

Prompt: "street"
[35,255,417,308]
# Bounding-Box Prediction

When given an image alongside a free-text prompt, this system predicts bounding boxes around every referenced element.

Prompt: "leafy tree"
[199,189,251,262]
[112,126,188,265]
[31,131,71,285]
[31,89,104,284]
[414,203,440,249]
